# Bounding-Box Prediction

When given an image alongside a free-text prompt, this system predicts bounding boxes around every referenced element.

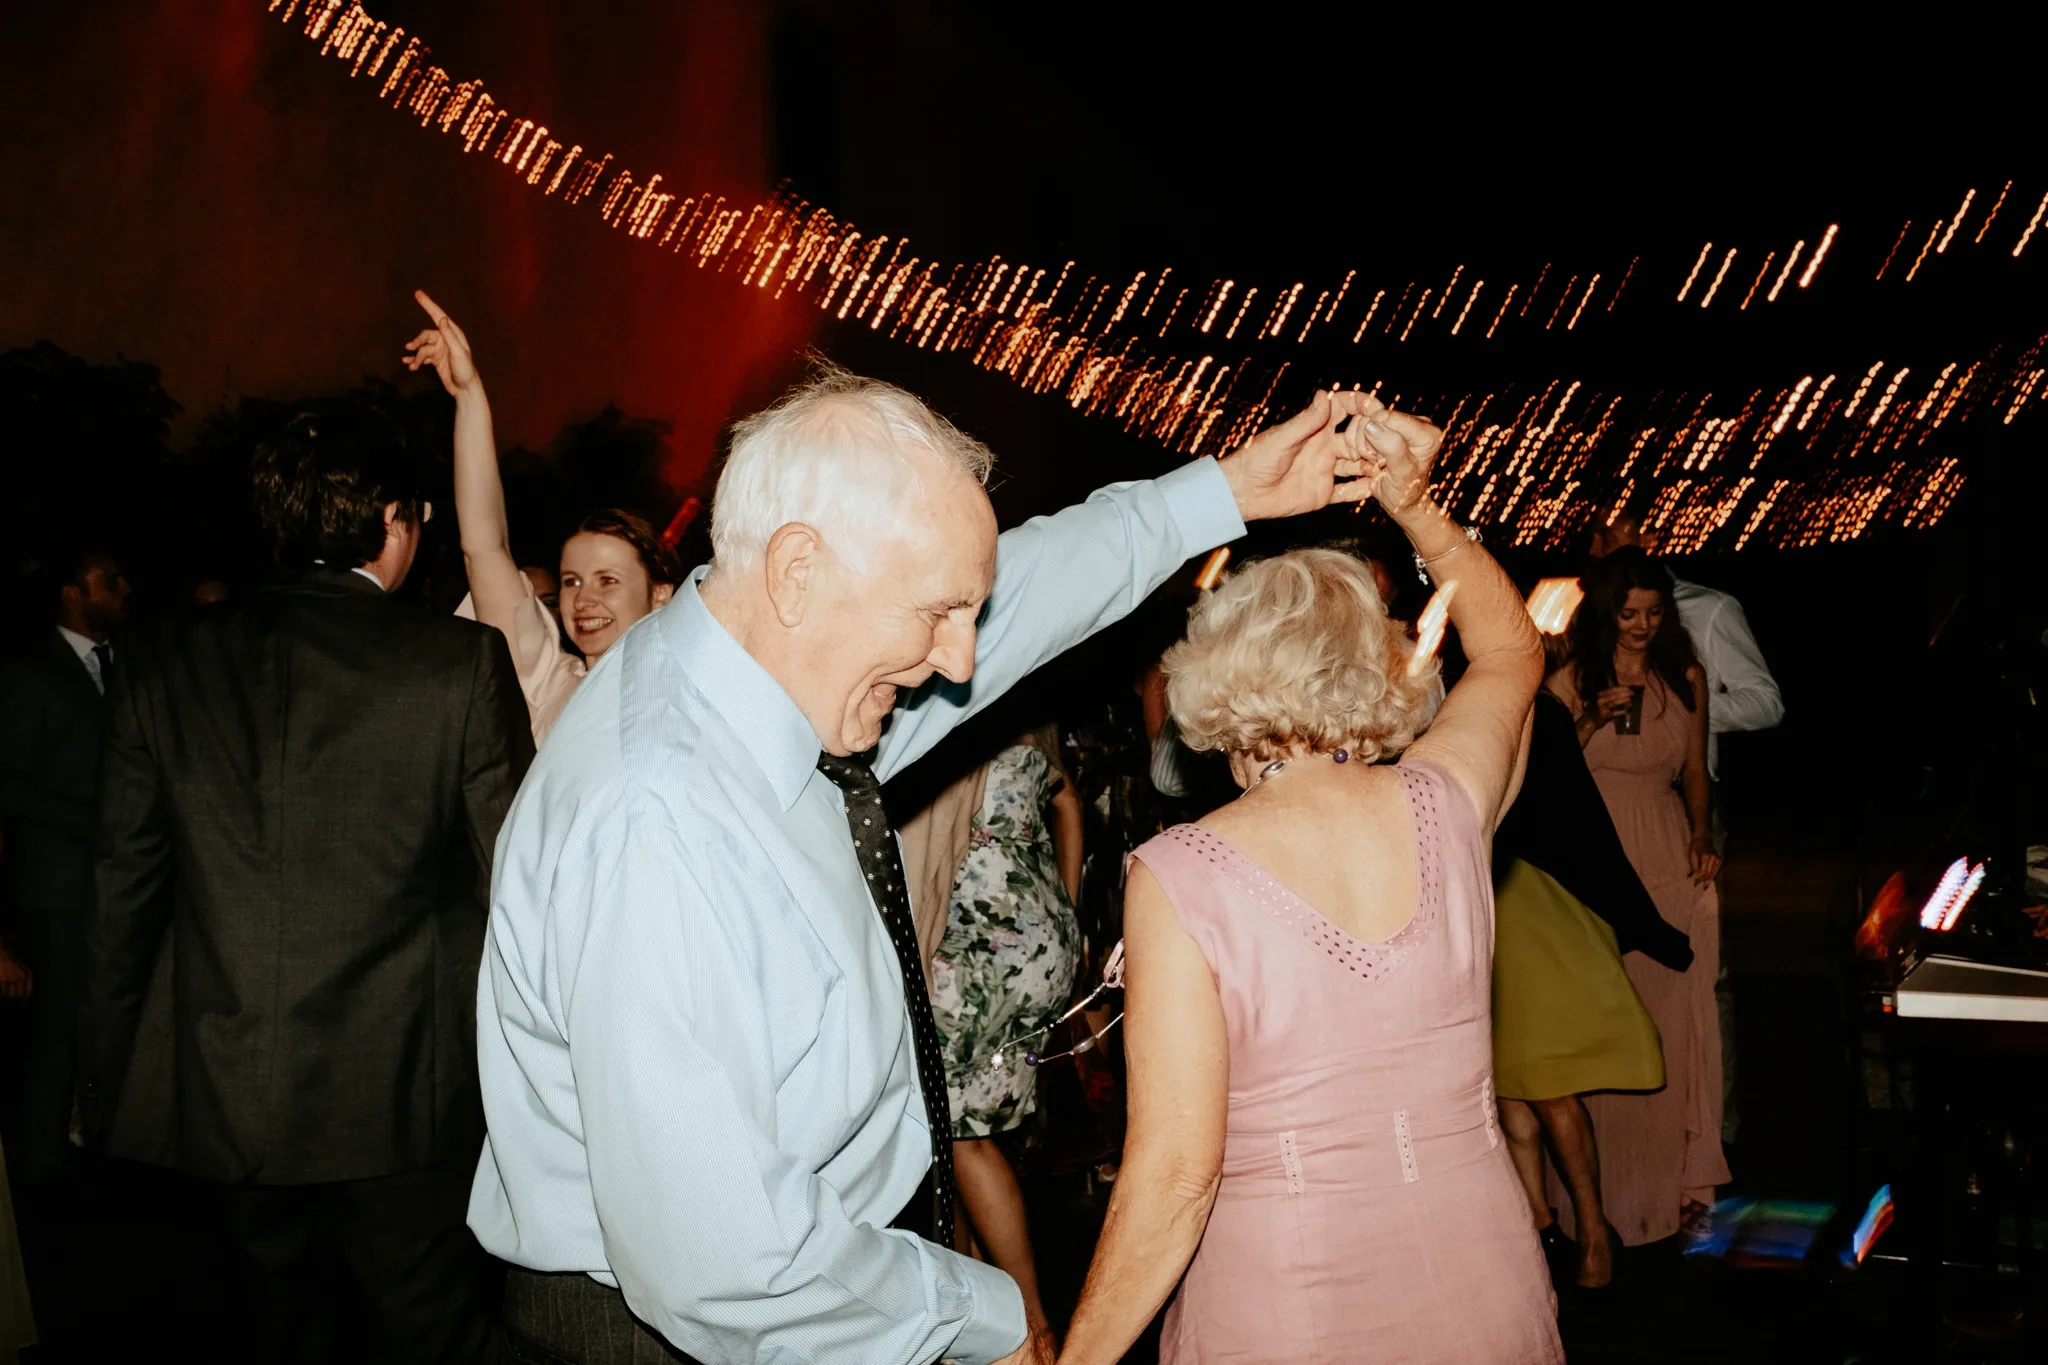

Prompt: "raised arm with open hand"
[401,290,527,636]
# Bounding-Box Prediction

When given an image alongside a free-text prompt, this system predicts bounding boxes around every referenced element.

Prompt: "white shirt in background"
[1671,576,1783,777]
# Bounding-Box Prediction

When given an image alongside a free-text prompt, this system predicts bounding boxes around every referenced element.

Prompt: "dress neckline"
[1171,761,1447,979]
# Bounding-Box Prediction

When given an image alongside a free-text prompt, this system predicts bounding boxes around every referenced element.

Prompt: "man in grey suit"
[0,546,130,1190]
[80,408,533,1362]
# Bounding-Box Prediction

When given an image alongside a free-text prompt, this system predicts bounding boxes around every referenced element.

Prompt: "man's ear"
[763,522,822,628]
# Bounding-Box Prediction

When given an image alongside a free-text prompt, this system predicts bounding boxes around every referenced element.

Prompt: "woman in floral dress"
[930,729,1084,1339]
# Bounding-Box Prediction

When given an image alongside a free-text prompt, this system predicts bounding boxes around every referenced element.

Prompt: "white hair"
[709,361,995,574]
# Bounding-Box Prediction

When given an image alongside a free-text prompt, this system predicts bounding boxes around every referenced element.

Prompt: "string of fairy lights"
[263,0,2047,553]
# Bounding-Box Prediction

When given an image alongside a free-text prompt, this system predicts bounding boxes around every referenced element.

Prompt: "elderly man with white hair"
[470,363,1372,1365]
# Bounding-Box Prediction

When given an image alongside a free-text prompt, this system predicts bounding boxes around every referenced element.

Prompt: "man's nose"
[928,617,977,684]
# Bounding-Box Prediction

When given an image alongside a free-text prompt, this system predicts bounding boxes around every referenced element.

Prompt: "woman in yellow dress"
[1492,690,1691,1288]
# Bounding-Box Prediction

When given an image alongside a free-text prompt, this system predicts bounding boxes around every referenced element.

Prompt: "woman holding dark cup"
[1546,547,1726,1247]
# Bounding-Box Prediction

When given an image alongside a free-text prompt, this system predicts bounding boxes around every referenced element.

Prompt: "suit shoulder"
[381,605,509,659]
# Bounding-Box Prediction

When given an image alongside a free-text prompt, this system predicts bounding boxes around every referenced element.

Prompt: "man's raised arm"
[877,393,1367,780]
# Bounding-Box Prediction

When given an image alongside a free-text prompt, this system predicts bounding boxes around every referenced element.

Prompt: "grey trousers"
[503,1269,704,1365]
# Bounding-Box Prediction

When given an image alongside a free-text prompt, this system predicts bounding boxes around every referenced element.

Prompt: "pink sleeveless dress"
[1132,759,1562,1365]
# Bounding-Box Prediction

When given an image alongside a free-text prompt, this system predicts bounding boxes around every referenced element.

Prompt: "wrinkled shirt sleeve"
[1696,594,1784,735]
[566,805,1026,1365]
[877,457,1244,781]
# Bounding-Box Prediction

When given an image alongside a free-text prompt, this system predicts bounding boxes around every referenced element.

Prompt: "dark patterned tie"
[815,750,956,1247]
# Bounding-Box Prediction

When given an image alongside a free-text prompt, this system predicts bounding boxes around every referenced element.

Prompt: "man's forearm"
[877,459,1242,781]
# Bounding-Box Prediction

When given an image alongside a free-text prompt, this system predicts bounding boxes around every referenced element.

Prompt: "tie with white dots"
[815,749,956,1247]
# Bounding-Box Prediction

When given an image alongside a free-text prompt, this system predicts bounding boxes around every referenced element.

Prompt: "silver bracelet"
[1413,525,1481,584]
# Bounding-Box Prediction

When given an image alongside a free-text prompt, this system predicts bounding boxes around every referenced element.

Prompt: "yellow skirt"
[1492,858,1664,1101]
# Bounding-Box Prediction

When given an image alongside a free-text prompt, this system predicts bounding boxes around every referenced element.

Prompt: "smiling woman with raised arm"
[1056,399,1561,1365]
[403,291,680,745]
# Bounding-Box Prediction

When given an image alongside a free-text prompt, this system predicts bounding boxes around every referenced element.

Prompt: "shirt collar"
[56,625,101,660]
[658,565,822,812]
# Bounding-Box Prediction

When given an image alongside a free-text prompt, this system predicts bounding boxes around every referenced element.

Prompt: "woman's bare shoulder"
[1193,765,1401,848]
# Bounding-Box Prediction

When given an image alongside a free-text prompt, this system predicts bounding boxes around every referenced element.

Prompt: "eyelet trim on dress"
[1278,1130,1305,1195]
[1481,1075,1500,1150]
[1394,1109,1419,1183]
[1159,762,1444,983]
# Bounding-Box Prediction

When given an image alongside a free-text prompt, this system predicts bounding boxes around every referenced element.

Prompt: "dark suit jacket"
[1494,691,1694,971]
[0,629,105,921]
[79,570,534,1184]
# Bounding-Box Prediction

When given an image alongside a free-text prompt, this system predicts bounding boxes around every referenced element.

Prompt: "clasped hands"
[1218,389,1442,524]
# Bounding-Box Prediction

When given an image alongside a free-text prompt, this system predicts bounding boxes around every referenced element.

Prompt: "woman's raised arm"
[1337,396,1544,830]
[402,290,528,638]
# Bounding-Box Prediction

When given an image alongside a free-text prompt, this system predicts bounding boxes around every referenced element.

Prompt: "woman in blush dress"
[1057,399,1560,1365]
[403,291,682,746]
[1547,546,1728,1247]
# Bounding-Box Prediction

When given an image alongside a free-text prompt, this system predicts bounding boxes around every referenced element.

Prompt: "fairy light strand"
[263,0,2046,553]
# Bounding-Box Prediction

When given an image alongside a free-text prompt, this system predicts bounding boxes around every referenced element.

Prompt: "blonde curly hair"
[1163,548,1438,764]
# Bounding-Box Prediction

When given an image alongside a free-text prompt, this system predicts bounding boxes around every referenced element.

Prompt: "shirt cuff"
[945,1250,1028,1365]
[1155,456,1246,558]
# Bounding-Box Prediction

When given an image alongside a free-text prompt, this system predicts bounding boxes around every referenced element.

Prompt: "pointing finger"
[414,289,453,327]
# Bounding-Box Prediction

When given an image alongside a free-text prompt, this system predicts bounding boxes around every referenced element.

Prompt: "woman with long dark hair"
[1547,547,1727,1247]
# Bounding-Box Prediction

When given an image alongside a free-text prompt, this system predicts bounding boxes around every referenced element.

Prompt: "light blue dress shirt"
[469,458,1245,1364]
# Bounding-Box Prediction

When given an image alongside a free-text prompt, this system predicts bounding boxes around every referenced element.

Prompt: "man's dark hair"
[22,543,119,618]
[252,406,423,570]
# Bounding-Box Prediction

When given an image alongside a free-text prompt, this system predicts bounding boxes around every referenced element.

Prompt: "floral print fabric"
[929,744,1082,1138]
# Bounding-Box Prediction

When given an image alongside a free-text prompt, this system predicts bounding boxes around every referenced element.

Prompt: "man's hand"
[1217,391,1375,522]
[402,289,483,399]
[994,1323,1056,1365]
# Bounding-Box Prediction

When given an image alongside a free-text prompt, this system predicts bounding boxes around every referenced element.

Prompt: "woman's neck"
[1612,644,1649,681]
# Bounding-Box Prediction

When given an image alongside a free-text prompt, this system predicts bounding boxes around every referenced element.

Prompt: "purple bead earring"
[1334,748,1351,763]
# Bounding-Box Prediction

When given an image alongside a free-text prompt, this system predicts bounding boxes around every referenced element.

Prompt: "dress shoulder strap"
[1128,824,1240,958]
[1395,754,1481,852]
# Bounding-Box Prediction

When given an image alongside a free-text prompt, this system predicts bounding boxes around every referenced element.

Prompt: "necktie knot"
[816,749,883,802]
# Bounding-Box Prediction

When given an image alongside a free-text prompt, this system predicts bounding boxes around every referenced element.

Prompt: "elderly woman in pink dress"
[1058,400,1559,1365]
[403,291,682,745]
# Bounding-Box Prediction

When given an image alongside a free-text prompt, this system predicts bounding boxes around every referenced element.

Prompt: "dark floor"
[10,869,2048,1361]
